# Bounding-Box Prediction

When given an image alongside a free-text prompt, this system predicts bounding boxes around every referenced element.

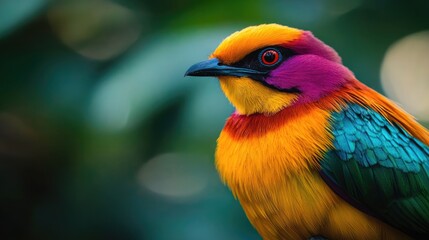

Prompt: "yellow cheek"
[219,76,298,115]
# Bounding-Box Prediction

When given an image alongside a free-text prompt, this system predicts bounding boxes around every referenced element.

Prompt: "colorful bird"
[185,24,429,239]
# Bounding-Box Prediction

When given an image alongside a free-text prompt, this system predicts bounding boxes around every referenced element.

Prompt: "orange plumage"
[217,80,417,239]
[186,24,429,239]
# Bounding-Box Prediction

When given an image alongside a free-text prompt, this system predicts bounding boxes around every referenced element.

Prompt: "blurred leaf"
[88,27,234,132]
[0,0,48,38]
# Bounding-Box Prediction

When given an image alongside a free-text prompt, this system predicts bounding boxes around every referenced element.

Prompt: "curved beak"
[185,58,267,79]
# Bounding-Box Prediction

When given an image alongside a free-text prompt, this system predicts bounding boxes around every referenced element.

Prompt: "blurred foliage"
[0,0,428,239]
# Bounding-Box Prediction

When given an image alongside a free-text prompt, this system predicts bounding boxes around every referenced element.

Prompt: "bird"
[185,24,429,240]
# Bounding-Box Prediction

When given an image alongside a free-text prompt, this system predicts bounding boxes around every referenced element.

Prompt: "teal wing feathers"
[320,104,429,239]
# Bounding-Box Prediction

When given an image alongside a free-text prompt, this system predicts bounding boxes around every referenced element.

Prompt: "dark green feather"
[321,104,429,239]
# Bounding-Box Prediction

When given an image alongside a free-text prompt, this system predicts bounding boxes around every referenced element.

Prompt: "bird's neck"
[219,76,299,115]
[216,95,336,190]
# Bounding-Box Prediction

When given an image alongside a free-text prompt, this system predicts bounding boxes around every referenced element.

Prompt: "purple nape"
[288,31,342,64]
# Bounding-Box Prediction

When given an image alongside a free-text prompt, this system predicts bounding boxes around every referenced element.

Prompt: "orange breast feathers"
[215,106,335,238]
[216,104,333,186]
[214,88,412,239]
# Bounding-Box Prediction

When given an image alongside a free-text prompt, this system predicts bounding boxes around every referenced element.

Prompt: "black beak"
[185,58,267,79]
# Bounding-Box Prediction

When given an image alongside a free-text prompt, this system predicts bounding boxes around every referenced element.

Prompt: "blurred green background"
[1,0,428,239]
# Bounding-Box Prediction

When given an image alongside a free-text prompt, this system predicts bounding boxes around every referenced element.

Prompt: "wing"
[320,103,429,238]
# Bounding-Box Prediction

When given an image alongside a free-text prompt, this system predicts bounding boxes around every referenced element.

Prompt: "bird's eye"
[259,48,281,66]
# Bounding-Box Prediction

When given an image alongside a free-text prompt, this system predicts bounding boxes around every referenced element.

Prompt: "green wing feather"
[321,104,429,238]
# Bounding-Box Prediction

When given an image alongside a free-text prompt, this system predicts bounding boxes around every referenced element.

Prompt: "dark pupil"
[264,51,275,63]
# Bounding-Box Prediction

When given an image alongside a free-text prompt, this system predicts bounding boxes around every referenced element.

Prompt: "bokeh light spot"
[138,153,209,199]
[381,31,429,121]
[48,0,143,60]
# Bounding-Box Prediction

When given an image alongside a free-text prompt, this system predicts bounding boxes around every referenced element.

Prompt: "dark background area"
[1,0,428,239]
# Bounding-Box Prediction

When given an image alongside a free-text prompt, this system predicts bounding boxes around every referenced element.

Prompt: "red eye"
[260,49,280,66]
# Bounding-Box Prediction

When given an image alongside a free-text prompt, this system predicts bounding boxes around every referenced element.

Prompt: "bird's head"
[185,24,354,115]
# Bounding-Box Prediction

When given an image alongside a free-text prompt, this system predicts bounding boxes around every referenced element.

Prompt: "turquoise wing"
[320,104,429,239]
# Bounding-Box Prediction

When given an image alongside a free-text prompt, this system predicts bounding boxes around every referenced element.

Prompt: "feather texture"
[321,104,429,239]
[187,23,429,239]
